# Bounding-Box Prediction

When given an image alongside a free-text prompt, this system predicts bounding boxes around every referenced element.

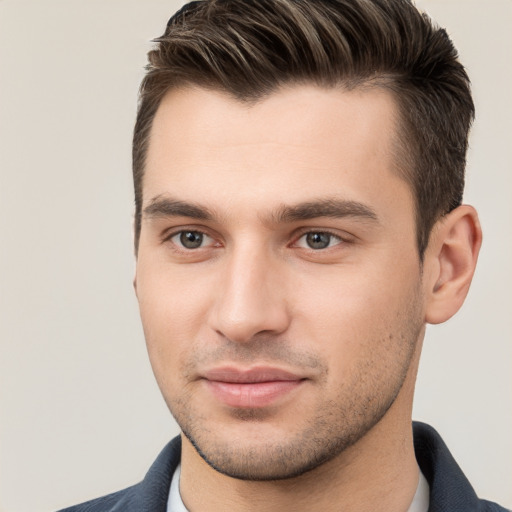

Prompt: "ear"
[132,218,139,297]
[424,205,482,325]
[133,254,138,297]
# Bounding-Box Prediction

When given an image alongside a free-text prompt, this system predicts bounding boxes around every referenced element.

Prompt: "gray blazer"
[57,422,509,512]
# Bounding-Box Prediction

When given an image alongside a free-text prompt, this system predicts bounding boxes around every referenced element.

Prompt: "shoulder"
[57,436,182,512]
[480,501,512,512]
[413,422,510,512]
[57,484,139,512]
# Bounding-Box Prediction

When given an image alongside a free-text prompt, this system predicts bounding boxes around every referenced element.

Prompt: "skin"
[134,85,481,511]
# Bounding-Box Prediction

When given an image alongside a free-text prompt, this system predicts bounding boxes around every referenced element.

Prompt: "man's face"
[135,85,426,479]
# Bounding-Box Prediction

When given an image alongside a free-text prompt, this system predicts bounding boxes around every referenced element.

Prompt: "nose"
[208,246,291,343]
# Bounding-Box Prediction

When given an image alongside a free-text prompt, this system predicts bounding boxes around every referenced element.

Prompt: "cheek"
[137,258,214,332]
[136,263,214,382]
[290,261,422,369]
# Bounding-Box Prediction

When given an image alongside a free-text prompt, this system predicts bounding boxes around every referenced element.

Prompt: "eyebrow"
[143,195,379,225]
[272,198,379,224]
[143,196,213,221]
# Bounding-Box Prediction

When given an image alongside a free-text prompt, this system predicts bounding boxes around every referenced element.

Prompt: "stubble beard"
[177,388,400,481]
[164,309,423,482]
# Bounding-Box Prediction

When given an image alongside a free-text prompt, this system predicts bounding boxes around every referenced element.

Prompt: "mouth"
[201,366,307,408]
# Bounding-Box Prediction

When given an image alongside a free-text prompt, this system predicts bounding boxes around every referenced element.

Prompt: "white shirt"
[168,464,188,512]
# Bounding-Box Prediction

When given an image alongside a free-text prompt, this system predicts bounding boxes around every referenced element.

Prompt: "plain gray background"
[1,1,511,510]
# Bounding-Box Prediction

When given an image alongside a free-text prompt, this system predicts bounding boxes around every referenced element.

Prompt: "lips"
[202,366,305,408]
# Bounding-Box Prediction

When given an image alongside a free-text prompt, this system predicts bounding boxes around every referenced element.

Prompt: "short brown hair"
[133,0,474,257]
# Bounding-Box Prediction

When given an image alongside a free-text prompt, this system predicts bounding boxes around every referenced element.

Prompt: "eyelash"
[293,230,345,250]
[162,228,349,252]
[163,228,219,251]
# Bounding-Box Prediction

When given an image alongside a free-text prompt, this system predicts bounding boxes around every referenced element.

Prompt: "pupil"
[180,231,203,249]
[306,232,330,249]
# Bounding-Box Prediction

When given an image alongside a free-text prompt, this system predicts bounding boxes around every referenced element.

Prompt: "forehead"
[144,84,410,220]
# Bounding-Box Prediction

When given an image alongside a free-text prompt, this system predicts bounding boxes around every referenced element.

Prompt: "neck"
[180,341,423,512]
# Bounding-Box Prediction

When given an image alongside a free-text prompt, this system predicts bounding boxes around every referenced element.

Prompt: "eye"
[295,231,342,250]
[170,230,214,249]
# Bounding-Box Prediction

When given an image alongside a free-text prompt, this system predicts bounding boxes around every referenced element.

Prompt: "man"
[59,0,508,510]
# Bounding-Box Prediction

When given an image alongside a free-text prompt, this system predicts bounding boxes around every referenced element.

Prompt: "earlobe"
[424,205,482,325]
